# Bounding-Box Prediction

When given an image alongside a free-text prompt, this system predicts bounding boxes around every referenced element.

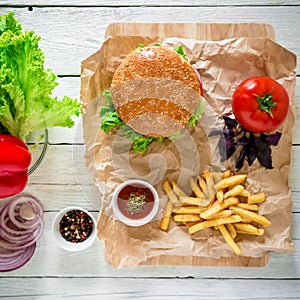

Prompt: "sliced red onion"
[0,243,36,272]
[7,195,43,230]
[0,194,43,272]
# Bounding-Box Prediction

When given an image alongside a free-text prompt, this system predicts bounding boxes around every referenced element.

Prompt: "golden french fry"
[248,193,266,204]
[173,206,204,214]
[216,190,224,203]
[214,174,247,191]
[223,170,232,179]
[202,170,215,201]
[217,224,242,255]
[236,203,259,211]
[226,223,237,239]
[172,181,187,198]
[200,197,239,219]
[189,177,204,199]
[189,215,242,234]
[239,189,251,197]
[198,176,208,197]
[224,185,244,199]
[160,200,173,231]
[206,210,233,220]
[233,223,264,235]
[174,214,201,223]
[240,217,253,223]
[184,221,200,228]
[179,196,210,207]
[230,206,271,227]
[163,180,181,205]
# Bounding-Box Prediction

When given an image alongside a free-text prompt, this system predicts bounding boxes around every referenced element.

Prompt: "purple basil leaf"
[237,135,249,146]
[208,129,233,137]
[245,145,257,166]
[256,146,273,169]
[253,136,273,169]
[235,147,246,171]
[218,135,235,161]
[263,132,282,146]
[223,115,238,129]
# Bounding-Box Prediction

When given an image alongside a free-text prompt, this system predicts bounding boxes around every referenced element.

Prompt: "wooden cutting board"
[103,22,275,267]
[105,22,275,41]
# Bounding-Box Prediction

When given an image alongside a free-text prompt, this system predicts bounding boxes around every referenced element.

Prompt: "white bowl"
[112,179,159,227]
[52,206,97,252]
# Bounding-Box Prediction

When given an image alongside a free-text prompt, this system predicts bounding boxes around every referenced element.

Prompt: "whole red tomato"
[232,76,289,132]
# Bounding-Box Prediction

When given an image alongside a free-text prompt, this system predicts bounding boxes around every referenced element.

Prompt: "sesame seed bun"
[111,46,201,137]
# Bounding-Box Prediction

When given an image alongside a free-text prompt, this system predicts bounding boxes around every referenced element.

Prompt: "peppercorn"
[59,209,93,243]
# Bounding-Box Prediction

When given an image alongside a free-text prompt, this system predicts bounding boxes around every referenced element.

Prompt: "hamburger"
[100,44,205,152]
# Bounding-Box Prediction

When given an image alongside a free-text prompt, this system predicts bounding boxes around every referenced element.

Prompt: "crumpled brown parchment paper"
[80,33,296,268]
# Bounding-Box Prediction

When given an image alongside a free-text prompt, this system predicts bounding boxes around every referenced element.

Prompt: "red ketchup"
[117,183,155,220]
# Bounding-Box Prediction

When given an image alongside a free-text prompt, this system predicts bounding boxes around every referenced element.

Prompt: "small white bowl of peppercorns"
[112,179,160,227]
[52,206,97,252]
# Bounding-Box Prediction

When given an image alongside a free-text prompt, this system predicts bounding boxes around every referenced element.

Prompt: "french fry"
[160,200,173,231]
[174,214,201,223]
[163,180,181,206]
[189,215,242,234]
[172,181,187,198]
[189,177,204,199]
[202,170,215,201]
[248,193,266,204]
[216,190,224,203]
[230,206,271,226]
[236,203,259,211]
[239,189,251,197]
[206,209,233,220]
[184,221,200,228]
[179,196,210,207]
[226,223,237,239]
[217,224,242,255]
[173,206,204,214]
[160,169,271,256]
[224,185,244,199]
[198,175,208,196]
[240,217,253,223]
[214,174,247,191]
[200,197,239,219]
[223,170,232,179]
[233,223,264,235]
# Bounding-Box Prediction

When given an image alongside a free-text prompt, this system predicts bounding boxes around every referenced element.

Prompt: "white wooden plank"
[0,7,299,75]
[2,0,300,6]
[0,278,299,300]
[0,211,298,278]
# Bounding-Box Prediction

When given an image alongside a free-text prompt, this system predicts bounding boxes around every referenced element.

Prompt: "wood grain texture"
[2,0,300,6]
[0,277,299,299]
[0,6,299,75]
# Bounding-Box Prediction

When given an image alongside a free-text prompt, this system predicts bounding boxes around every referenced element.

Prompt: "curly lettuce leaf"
[0,12,80,140]
[99,90,205,153]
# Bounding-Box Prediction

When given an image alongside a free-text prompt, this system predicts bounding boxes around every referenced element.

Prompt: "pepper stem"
[254,88,276,118]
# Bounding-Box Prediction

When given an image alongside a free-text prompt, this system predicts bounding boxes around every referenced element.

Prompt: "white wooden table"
[1,1,300,299]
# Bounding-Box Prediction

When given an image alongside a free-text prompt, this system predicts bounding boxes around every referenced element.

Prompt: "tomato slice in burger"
[232,76,289,133]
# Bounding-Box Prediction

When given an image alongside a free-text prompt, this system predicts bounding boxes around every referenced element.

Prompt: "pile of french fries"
[160,170,270,255]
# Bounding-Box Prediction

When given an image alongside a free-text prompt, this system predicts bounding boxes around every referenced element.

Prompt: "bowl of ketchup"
[112,179,159,226]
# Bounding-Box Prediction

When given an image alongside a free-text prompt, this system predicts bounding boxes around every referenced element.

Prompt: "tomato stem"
[254,88,276,118]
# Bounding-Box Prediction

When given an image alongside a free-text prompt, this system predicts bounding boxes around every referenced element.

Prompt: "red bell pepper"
[0,134,31,198]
